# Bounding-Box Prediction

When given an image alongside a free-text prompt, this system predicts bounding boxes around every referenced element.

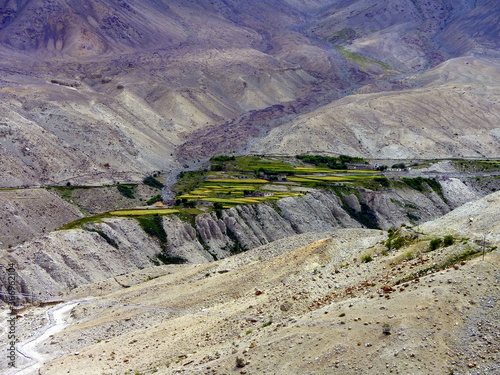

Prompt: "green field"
[205,178,269,183]
[171,155,390,207]
[109,209,179,216]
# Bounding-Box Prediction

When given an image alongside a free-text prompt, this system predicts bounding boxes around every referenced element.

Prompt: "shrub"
[382,323,392,335]
[374,177,390,187]
[235,357,246,368]
[262,319,273,327]
[296,154,365,169]
[210,164,224,171]
[143,176,164,189]
[392,163,406,169]
[443,235,455,247]
[146,194,163,205]
[211,155,235,162]
[387,236,406,250]
[428,238,442,251]
[213,202,224,210]
[157,254,187,264]
[361,254,373,263]
[117,184,135,199]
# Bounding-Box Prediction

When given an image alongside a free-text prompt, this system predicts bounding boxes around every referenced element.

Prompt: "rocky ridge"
[1,190,499,374]
[0,177,483,304]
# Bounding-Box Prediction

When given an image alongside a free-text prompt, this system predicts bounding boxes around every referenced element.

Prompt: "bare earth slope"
[249,56,500,158]
[2,191,498,374]
[0,0,499,186]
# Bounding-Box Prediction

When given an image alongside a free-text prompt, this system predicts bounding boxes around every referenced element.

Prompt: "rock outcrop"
[1,184,461,303]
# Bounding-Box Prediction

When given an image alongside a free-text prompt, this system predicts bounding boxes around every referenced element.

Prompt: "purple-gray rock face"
[0,0,498,187]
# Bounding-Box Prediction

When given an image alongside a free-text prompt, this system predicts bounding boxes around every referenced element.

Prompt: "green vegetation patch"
[110,209,179,216]
[136,215,168,244]
[143,176,165,189]
[402,177,443,198]
[205,178,269,183]
[374,177,390,187]
[117,184,136,199]
[385,228,418,250]
[296,154,367,170]
[58,212,112,230]
[157,254,187,265]
[455,159,500,173]
[337,47,392,71]
[327,27,357,44]
[210,155,236,162]
[146,194,164,205]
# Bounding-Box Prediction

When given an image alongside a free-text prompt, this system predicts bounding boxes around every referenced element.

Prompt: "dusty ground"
[2,191,497,375]
[0,188,83,247]
[55,184,162,215]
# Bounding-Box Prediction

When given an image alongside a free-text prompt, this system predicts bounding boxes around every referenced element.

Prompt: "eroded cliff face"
[0,184,460,303]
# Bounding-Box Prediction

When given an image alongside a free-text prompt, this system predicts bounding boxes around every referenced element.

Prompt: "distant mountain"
[0,0,498,187]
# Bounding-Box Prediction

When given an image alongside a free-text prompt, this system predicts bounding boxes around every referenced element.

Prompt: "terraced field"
[109,209,180,216]
[174,155,383,207]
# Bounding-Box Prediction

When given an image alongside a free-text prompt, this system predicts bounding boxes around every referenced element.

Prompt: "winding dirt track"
[9,302,79,375]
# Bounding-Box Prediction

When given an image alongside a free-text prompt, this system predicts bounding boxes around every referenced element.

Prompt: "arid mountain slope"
[0,0,498,186]
[0,0,341,186]
[309,0,499,71]
[3,191,499,375]
[248,56,500,158]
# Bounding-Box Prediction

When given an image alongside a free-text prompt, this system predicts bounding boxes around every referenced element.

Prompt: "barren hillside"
[2,191,498,375]
[0,2,499,373]
[0,0,499,186]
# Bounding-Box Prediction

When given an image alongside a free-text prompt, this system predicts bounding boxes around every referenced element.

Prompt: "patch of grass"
[262,319,273,328]
[443,235,455,247]
[454,160,500,173]
[337,46,392,71]
[110,209,179,216]
[58,213,112,230]
[117,184,136,199]
[441,249,480,269]
[385,228,417,250]
[172,170,206,195]
[394,247,483,285]
[361,254,373,263]
[403,251,414,260]
[205,178,269,183]
[301,175,378,182]
[327,27,357,44]
[143,176,164,189]
[136,215,167,243]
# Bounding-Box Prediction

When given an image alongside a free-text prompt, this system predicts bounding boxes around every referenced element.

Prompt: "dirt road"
[8,302,79,375]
